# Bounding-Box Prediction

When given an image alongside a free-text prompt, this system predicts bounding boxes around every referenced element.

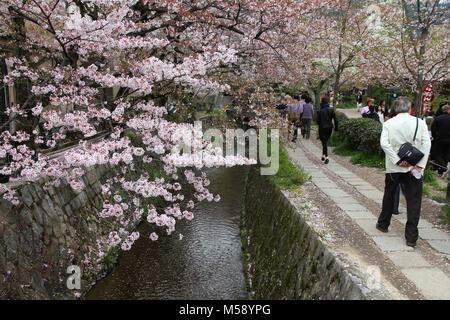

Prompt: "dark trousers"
[434,140,450,174]
[393,183,405,214]
[302,119,312,139]
[290,120,301,141]
[378,173,423,243]
[319,127,333,157]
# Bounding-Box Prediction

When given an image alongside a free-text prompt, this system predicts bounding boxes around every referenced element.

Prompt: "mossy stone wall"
[242,168,365,300]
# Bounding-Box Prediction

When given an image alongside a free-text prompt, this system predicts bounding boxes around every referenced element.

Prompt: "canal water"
[87,167,248,300]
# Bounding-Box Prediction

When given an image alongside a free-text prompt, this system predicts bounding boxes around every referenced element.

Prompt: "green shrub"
[335,110,349,123]
[423,170,437,184]
[333,142,385,169]
[339,118,383,154]
[329,131,346,147]
[331,114,385,168]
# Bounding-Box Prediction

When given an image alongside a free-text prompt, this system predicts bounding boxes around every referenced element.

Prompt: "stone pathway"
[336,108,361,119]
[286,139,450,300]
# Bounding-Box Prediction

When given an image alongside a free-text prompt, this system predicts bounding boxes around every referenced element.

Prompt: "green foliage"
[333,142,385,169]
[329,131,346,147]
[442,204,450,226]
[423,170,437,184]
[423,184,430,196]
[270,146,309,191]
[350,151,385,169]
[369,85,390,105]
[423,169,447,192]
[101,247,121,274]
[331,112,385,168]
[335,110,349,123]
[337,95,356,109]
[433,94,450,111]
[338,118,383,155]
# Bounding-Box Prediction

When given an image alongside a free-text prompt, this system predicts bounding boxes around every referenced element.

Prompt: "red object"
[421,83,434,114]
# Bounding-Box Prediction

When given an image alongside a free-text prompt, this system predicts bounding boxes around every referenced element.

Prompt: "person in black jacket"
[431,104,450,175]
[317,96,338,164]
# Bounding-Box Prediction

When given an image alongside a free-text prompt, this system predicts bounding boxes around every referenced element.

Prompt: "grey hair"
[394,96,411,114]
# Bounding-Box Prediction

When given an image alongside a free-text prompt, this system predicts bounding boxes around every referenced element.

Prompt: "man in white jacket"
[376,97,431,247]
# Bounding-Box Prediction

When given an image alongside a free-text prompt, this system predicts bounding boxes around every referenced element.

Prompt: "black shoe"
[376,223,388,233]
[393,211,401,215]
[324,158,329,164]
[321,156,325,162]
[406,241,416,248]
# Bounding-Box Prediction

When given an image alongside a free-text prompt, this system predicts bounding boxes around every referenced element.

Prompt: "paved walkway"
[286,139,450,300]
[336,108,361,119]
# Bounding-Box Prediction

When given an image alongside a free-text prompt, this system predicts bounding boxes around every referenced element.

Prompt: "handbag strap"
[413,117,419,142]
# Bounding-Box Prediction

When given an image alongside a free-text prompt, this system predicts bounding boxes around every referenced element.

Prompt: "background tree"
[367,0,450,114]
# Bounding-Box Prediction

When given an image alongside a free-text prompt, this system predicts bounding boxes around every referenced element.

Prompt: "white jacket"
[380,113,431,173]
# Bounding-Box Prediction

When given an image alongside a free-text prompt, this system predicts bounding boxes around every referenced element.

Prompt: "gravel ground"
[285,181,424,300]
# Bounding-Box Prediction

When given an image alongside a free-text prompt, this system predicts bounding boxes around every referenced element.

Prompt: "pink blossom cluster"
[0,0,314,260]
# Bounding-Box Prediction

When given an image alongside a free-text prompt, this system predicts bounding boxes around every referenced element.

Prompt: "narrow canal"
[87,167,248,300]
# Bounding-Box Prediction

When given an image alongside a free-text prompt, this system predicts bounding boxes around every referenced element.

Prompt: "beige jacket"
[380,113,431,173]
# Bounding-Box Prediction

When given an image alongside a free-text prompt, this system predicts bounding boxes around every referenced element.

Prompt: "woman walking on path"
[317,96,338,164]
[301,96,314,139]
[287,96,303,142]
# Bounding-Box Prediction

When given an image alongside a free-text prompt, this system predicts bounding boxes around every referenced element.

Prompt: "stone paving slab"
[426,240,450,255]
[334,170,354,174]
[366,192,384,200]
[372,236,414,252]
[329,196,360,204]
[401,268,450,300]
[366,197,384,203]
[387,252,432,268]
[310,173,329,179]
[337,203,369,212]
[355,219,396,237]
[311,177,332,182]
[346,179,371,186]
[322,189,351,198]
[354,186,380,192]
[418,228,450,241]
[314,181,339,189]
[344,210,376,220]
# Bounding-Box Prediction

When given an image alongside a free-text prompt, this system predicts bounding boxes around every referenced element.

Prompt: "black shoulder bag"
[397,118,425,166]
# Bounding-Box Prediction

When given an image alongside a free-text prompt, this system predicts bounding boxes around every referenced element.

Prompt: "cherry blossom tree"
[248,0,371,109]
[317,0,373,102]
[365,0,450,114]
[0,0,309,265]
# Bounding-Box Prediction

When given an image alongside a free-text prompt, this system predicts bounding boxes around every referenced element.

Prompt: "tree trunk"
[414,89,423,116]
[313,90,321,111]
[332,74,341,108]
